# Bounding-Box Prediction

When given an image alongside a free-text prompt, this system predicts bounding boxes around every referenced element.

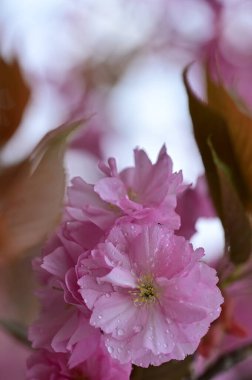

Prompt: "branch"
[191,342,252,380]
[0,319,31,348]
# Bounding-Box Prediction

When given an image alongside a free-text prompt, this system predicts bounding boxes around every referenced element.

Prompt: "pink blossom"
[29,220,103,369]
[176,175,216,239]
[29,289,100,369]
[67,146,183,231]
[77,223,223,367]
[27,339,131,380]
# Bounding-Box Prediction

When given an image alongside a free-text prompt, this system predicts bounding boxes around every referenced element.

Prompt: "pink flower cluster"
[28,146,223,379]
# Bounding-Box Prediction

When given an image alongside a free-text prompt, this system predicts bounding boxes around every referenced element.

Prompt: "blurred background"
[2,0,252,378]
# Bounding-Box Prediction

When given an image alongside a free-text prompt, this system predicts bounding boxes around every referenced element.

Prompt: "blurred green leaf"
[0,121,82,260]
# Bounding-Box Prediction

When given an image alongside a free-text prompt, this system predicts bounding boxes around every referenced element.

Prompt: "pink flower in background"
[78,223,223,367]
[67,146,184,230]
[176,175,216,240]
[29,289,100,369]
[27,339,131,380]
[29,220,103,369]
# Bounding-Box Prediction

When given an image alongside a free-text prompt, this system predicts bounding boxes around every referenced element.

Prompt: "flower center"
[131,274,158,304]
[127,187,138,202]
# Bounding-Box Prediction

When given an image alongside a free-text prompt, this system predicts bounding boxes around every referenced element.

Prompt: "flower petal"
[99,267,137,289]
[90,293,138,338]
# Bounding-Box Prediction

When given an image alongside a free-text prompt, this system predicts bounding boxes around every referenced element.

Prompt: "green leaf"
[183,67,252,263]
[0,121,82,259]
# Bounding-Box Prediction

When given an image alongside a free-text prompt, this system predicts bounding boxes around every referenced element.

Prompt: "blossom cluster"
[27,146,223,379]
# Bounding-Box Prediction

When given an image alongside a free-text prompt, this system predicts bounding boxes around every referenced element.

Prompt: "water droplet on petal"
[133,325,142,333]
[98,315,102,320]
[105,293,111,298]
[117,328,125,336]
[107,346,114,354]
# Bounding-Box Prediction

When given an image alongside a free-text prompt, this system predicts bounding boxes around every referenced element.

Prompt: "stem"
[190,342,252,380]
[0,319,31,348]
[220,265,252,288]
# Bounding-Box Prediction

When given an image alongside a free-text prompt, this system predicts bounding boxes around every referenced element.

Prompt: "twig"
[190,342,252,380]
[0,319,31,348]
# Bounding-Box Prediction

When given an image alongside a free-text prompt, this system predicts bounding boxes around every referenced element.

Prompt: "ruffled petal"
[99,267,137,289]
[90,293,138,338]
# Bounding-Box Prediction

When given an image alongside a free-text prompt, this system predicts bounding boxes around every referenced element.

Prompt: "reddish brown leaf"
[207,72,252,208]
[183,67,252,264]
[209,141,252,264]
[0,57,30,147]
[183,67,244,214]
[0,121,82,260]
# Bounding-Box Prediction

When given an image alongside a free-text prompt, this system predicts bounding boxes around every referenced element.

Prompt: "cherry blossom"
[78,223,223,367]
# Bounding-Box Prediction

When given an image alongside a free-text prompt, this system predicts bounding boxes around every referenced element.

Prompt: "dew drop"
[98,315,102,320]
[117,347,122,353]
[117,328,125,336]
[105,293,111,298]
[133,325,142,333]
[107,346,114,354]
